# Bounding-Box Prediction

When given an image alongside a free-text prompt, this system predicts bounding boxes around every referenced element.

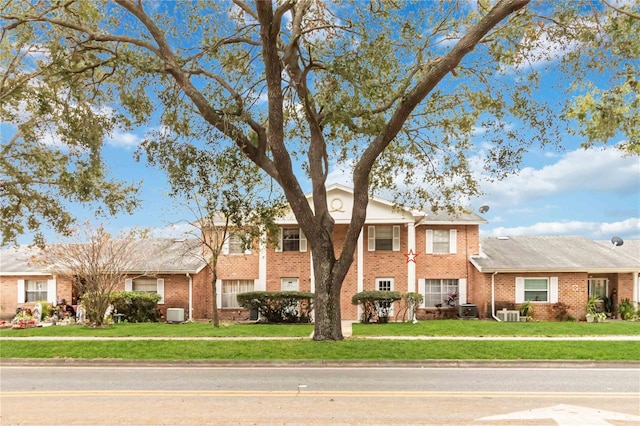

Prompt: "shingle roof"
[0,239,208,275]
[471,236,640,273]
[420,209,488,225]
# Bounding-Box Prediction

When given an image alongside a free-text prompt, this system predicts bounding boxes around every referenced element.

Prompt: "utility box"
[166,308,185,323]
[458,303,478,320]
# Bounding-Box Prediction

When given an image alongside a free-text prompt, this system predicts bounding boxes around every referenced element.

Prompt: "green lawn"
[352,320,640,336]
[0,322,314,337]
[1,339,638,361]
[1,320,638,362]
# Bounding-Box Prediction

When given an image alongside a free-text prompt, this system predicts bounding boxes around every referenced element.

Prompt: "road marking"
[2,390,638,399]
[479,404,640,426]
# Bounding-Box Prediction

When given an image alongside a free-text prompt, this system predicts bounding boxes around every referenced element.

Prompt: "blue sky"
[6,0,640,245]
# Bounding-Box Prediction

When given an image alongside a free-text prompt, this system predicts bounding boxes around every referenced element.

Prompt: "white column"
[258,233,267,291]
[634,272,639,305]
[357,229,364,320]
[407,222,416,293]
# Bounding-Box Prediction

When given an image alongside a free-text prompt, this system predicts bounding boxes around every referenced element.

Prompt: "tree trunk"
[312,240,350,341]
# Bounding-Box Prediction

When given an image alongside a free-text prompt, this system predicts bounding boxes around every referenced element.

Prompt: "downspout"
[186,273,193,321]
[491,271,500,321]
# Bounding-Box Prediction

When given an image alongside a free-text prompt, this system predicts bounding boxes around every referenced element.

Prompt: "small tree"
[352,290,402,324]
[36,224,147,327]
[154,146,286,327]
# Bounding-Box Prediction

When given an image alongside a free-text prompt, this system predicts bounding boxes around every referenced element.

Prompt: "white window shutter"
[125,278,133,292]
[216,279,222,309]
[426,230,434,254]
[550,277,559,303]
[515,277,525,303]
[299,229,307,252]
[17,279,25,303]
[449,229,457,254]
[47,279,57,304]
[418,279,426,307]
[367,226,375,251]
[458,278,467,304]
[156,278,165,304]
[275,228,283,252]
[392,225,400,251]
[222,237,229,255]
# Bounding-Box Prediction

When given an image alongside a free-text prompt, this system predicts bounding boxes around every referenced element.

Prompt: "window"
[515,277,557,303]
[426,229,457,254]
[227,233,245,254]
[133,278,158,294]
[126,277,164,304]
[367,226,400,251]
[524,278,549,302]
[423,279,459,308]
[222,279,254,308]
[277,228,307,252]
[281,277,299,291]
[25,280,47,302]
[375,278,395,315]
[588,278,608,299]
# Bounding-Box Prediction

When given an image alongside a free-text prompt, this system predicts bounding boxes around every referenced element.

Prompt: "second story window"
[367,225,400,251]
[227,233,245,254]
[276,228,307,252]
[426,229,457,254]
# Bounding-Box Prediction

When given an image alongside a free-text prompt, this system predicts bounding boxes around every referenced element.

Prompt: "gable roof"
[470,236,640,273]
[0,238,208,276]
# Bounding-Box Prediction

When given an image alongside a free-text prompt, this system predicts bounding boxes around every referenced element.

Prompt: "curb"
[2,358,639,369]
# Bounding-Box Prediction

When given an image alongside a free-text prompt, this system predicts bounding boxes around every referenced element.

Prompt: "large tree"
[2,0,636,340]
[0,10,140,246]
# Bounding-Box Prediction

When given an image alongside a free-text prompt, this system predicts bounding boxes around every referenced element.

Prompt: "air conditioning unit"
[496,308,520,322]
[166,308,184,323]
[459,303,478,319]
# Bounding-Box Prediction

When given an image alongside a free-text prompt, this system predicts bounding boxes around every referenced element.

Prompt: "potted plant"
[585,295,599,322]
[519,300,533,322]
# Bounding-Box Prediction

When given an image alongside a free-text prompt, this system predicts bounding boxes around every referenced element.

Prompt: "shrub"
[618,298,637,320]
[397,292,424,322]
[111,291,162,323]
[236,291,314,323]
[351,290,401,323]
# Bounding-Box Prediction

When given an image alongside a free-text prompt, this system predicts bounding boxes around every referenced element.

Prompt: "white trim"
[418,278,426,308]
[216,279,222,309]
[449,229,457,254]
[392,225,400,251]
[375,277,395,315]
[407,223,416,293]
[426,230,434,254]
[549,276,558,303]
[515,277,525,303]
[458,278,467,304]
[17,279,25,304]
[157,278,165,304]
[299,230,307,252]
[125,278,133,292]
[258,234,267,291]
[47,278,56,304]
[275,228,283,252]
[367,226,375,251]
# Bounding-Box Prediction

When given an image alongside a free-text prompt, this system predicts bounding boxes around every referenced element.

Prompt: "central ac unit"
[496,309,520,322]
[166,308,185,323]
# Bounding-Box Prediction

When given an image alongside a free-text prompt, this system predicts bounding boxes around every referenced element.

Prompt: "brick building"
[1,184,639,322]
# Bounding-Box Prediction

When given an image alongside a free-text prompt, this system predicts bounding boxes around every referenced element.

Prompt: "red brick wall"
[0,275,73,319]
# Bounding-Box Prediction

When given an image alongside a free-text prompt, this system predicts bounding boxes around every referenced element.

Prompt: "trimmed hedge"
[351,290,402,323]
[111,291,162,323]
[236,291,314,323]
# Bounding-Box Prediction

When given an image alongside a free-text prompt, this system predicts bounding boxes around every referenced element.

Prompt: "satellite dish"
[479,205,490,214]
[611,236,624,247]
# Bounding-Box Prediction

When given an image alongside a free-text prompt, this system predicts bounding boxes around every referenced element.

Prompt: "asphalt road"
[2,364,639,425]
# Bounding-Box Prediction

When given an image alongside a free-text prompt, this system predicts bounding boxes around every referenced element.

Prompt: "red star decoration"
[404,249,419,263]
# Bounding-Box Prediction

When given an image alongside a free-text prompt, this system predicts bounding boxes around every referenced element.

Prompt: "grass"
[0,322,314,338]
[1,320,638,361]
[1,340,638,361]
[352,320,640,336]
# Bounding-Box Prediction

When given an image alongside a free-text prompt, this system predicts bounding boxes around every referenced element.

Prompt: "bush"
[111,291,162,323]
[236,291,314,323]
[396,292,424,322]
[618,298,637,320]
[351,290,401,323]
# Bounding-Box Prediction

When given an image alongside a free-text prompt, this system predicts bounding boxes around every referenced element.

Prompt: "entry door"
[588,278,608,299]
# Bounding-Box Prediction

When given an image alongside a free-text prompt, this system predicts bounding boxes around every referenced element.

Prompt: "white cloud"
[479,146,640,208]
[484,217,640,240]
[106,130,143,149]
